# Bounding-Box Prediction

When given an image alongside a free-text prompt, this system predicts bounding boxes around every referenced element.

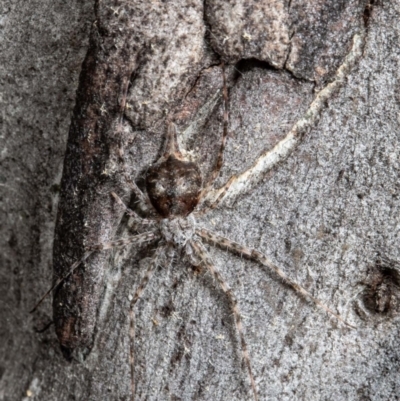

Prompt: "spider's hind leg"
[30,231,159,314]
[189,239,259,401]
[128,244,168,401]
[197,227,356,329]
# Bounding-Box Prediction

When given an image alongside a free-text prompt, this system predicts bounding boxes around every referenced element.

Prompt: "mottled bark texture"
[1,0,400,400]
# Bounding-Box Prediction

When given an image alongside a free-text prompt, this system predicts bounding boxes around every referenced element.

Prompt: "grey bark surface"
[1,1,400,401]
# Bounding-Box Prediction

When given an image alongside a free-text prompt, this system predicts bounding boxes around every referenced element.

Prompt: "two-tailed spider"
[32,32,366,401]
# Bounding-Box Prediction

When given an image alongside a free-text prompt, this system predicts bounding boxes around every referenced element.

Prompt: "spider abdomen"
[145,155,202,218]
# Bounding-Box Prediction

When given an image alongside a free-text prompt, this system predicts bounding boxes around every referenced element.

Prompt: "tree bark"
[1,1,400,400]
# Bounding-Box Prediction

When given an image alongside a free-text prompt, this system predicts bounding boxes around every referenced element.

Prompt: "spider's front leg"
[122,174,159,217]
[199,32,365,211]
[111,191,157,226]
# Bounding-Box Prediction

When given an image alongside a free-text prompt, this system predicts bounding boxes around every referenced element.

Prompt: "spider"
[32,32,364,401]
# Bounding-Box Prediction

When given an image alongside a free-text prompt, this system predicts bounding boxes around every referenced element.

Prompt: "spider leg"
[128,244,167,401]
[88,231,158,251]
[194,176,236,217]
[200,32,365,210]
[29,231,159,314]
[189,239,259,401]
[197,227,356,329]
[123,174,157,216]
[111,191,157,225]
[180,88,221,146]
[198,62,229,200]
[116,59,134,161]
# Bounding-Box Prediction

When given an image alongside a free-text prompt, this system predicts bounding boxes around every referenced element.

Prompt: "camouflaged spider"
[32,32,364,401]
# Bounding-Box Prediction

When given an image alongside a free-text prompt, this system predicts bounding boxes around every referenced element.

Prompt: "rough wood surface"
[1,0,400,400]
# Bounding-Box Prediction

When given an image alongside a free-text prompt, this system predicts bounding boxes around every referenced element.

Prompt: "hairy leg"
[200,32,366,210]
[129,244,168,401]
[189,239,259,401]
[197,227,355,329]
[89,231,158,252]
[111,191,157,225]
[30,231,159,313]
[123,174,158,216]
[199,63,230,200]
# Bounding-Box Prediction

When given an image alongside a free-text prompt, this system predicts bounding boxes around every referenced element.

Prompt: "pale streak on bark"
[202,31,366,207]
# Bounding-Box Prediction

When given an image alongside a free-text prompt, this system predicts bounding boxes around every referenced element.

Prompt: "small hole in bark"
[358,255,400,318]
[160,300,175,318]
[233,58,278,80]
[60,345,73,361]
